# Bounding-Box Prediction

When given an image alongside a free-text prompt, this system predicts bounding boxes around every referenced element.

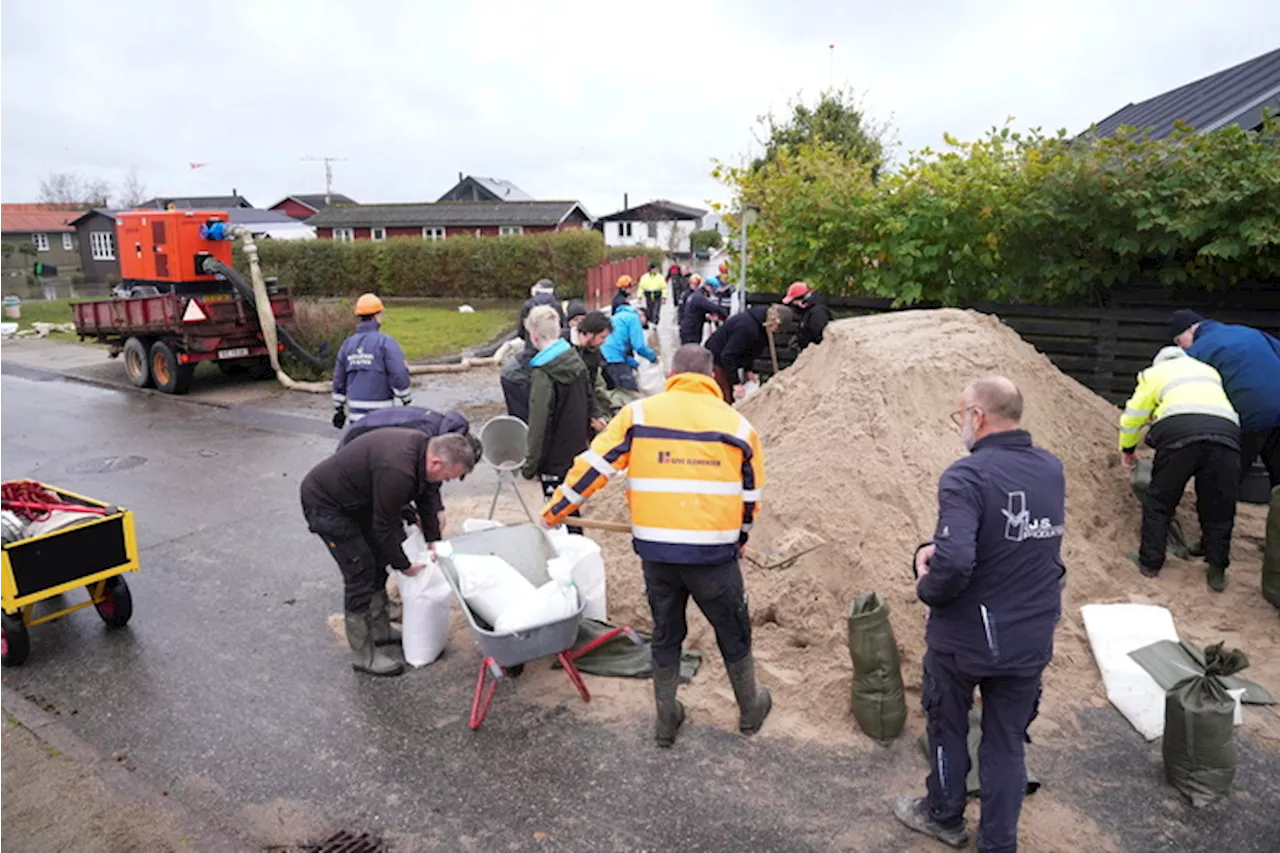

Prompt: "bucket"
[479,415,528,471]
[3,295,20,320]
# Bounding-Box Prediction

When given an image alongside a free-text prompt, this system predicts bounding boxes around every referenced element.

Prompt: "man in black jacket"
[705,304,793,402]
[894,377,1064,853]
[781,281,831,349]
[521,305,593,534]
[300,429,476,676]
[518,279,564,343]
[573,310,613,432]
[680,276,730,345]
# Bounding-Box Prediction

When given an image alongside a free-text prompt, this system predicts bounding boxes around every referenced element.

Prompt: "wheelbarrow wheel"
[2,612,30,666]
[92,576,133,627]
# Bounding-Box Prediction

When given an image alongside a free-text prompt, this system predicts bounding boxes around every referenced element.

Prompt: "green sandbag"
[847,592,906,742]
[915,706,1041,797]
[1130,459,1191,559]
[1263,486,1280,610]
[1163,643,1248,808]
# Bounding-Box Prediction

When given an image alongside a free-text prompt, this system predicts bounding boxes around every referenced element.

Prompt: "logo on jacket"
[1001,491,1064,542]
[657,451,721,467]
[347,345,374,369]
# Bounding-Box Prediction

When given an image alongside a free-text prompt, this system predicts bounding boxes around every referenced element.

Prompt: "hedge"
[235,229,608,299]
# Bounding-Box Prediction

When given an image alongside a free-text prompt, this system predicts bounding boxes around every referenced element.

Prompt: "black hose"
[201,258,328,372]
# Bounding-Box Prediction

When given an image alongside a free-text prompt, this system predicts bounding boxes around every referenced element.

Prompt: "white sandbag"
[546,531,608,621]
[462,518,505,534]
[397,525,452,666]
[492,577,579,634]
[637,360,665,397]
[452,553,536,626]
[1081,603,1179,740]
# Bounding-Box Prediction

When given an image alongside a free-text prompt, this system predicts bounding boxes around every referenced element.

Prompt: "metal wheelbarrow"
[436,523,639,729]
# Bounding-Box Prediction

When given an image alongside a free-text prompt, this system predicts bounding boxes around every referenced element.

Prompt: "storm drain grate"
[298,829,389,853]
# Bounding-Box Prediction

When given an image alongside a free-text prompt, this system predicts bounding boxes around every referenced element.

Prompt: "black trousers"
[302,492,387,613]
[923,649,1042,853]
[644,291,662,326]
[642,558,751,668]
[1140,440,1240,571]
[540,474,582,535]
[1241,427,1280,488]
[603,361,639,392]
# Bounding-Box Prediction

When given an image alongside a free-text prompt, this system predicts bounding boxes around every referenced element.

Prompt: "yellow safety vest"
[1118,355,1238,451]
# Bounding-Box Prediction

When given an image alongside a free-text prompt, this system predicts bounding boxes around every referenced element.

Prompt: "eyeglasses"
[949,406,982,428]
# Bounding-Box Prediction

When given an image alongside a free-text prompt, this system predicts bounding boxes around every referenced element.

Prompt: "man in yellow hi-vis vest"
[541,344,771,747]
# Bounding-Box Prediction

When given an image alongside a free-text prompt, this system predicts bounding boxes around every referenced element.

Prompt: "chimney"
[458,171,464,183]
[623,193,628,211]
[232,187,238,198]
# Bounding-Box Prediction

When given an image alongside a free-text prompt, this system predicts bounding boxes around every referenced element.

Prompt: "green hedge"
[607,245,665,265]
[235,230,608,299]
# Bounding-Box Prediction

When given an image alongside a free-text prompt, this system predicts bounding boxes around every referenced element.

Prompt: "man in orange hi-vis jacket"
[541,343,772,748]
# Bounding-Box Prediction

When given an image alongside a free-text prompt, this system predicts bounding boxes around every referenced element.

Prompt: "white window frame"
[618,222,633,238]
[370,227,387,242]
[32,232,49,252]
[90,231,115,260]
[498,225,523,237]
[333,227,354,242]
[422,227,445,241]
[62,233,74,251]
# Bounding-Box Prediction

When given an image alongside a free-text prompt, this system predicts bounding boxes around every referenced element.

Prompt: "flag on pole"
[189,162,209,169]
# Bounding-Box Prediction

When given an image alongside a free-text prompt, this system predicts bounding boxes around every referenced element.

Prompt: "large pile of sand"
[584,309,1277,747]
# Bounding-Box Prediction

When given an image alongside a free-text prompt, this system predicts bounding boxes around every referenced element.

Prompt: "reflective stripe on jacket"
[1118,354,1238,451]
[332,320,413,421]
[541,372,764,565]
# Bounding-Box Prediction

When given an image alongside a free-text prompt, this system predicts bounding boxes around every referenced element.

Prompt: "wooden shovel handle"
[573,518,632,534]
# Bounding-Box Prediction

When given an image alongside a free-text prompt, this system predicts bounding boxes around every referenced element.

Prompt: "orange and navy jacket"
[540,372,765,565]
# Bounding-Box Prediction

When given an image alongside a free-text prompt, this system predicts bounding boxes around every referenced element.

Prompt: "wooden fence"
[747,281,1280,404]
[585,257,651,311]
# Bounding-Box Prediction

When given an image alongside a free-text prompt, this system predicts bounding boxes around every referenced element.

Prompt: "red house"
[269,193,358,221]
[307,200,593,241]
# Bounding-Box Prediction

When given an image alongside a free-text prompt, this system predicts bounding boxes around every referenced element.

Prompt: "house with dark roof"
[437,174,533,202]
[307,200,592,242]
[1087,47,1280,139]
[597,199,708,253]
[68,209,122,285]
[1,204,84,296]
[269,193,358,220]
[136,192,255,210]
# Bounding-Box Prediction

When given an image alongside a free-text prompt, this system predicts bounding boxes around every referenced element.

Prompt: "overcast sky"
[2,1,1276,216]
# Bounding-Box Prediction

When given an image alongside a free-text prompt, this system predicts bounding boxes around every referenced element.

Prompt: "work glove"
[332,409,347,430]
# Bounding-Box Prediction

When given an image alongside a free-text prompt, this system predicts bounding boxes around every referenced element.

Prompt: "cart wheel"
[2,612,30,667]
[150,340,195,395]
[123,337,154,388]
[92,576,133,627]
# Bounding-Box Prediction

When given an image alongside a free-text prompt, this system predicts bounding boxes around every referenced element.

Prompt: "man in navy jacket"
[1173,309,1280,488]
[894,376,1064,853]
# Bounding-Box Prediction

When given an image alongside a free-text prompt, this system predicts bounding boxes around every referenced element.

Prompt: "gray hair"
[965,376,1023,424]
[429,433,478,473]
[670,344,714,376]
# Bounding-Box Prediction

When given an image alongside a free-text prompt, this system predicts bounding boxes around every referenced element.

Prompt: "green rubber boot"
[726,653,772,735]
[369,589,402,647]
[1206,564,1227,593]
[652,663,686,748]
[344,612,404,676]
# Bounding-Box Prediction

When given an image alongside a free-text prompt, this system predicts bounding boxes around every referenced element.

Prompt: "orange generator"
[115,210,234,291]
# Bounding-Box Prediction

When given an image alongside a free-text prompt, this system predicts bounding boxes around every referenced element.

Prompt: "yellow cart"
[1,482,139,666]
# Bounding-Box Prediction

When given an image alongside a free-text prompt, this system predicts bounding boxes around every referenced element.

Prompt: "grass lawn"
[378,301,518,361]
[7,298,80,331]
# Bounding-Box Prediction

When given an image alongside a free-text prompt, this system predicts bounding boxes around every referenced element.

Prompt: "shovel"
[570,518,824,570]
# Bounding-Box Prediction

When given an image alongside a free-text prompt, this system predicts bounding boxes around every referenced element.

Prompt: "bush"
[607,245,665,265]
[238,230,608,300]
[281,299,350,380]
[690,229,723,252]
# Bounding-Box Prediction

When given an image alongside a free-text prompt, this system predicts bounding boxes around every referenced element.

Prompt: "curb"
[1,361,235,411]
[1,685,252,852]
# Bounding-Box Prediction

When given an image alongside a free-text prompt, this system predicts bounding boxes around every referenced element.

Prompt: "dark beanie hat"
[1169,309,1204,340]
[564,299,587,321]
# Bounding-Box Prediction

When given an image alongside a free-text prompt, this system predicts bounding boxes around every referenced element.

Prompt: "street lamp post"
[737,204,758,315]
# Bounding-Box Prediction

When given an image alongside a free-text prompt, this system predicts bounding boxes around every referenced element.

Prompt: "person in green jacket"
[521,305,593,534]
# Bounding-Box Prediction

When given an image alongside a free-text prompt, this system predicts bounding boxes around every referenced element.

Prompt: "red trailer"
[71,209,297,394]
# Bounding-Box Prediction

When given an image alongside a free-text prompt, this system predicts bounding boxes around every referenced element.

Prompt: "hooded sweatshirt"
[601,304,657,368]
[523,338,594,479]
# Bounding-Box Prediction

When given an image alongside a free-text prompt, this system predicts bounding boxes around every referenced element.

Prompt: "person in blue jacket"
[1173,309,1280,488]
[332,293,413,428]
[600,302,657,392]
[894,376,1064,853]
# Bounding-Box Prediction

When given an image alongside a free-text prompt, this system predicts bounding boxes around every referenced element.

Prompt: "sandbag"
[397,526,452,667]
[1163,643,1249,808]
[847,592,907,742]
[637,360,665,397]
[546,530,608,621]
[452,553,536,627]
[1130,460,1191,559]
[1263,485,1280,610]
[492,578,578,634]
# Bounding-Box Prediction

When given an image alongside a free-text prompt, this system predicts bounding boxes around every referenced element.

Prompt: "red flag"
[189,162,209,169]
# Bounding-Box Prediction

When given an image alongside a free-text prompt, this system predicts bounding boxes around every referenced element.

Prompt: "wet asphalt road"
[2,368,1279,852]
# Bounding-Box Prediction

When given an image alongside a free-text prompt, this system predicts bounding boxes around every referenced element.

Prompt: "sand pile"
[584,309,1278,746]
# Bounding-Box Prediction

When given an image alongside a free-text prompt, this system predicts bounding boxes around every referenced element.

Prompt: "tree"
[751,87,892,179]
[115,169,147,208]
[38,172,111,207]
[690,229,723,252]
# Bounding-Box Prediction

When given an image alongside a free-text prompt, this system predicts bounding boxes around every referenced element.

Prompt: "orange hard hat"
[616,274,633,288]
[718,261,729,274]
[355,293,385,316]
[689,274,703,286]
[782,281,810,304]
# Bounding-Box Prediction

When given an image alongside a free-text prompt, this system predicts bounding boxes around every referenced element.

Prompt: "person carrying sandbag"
[894,377,1065,853]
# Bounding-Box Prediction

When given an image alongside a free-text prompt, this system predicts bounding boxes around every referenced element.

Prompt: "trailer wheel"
[92,576,133,628]
[123,337,154,388]
[2,612,30,666]
[150,340,195,395]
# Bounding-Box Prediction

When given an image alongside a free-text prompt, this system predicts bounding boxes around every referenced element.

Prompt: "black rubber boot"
[369,589,402,647]
[1188,538,1206,558]
[344,612,404,676]
[892,797,969,849]
[726,653,772,735]
[652,663,685,748]
[1206,563,1227,593]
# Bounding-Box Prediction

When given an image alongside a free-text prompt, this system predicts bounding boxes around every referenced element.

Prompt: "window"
[617,222,633,238]
[422,227,446,241]
[90,231,115,260]
[333,227,354,242]
[370,227,387,242]
[32,233,49,252]
[499,225,523,237]
[646,222,658,239]
[62,233,74,251]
